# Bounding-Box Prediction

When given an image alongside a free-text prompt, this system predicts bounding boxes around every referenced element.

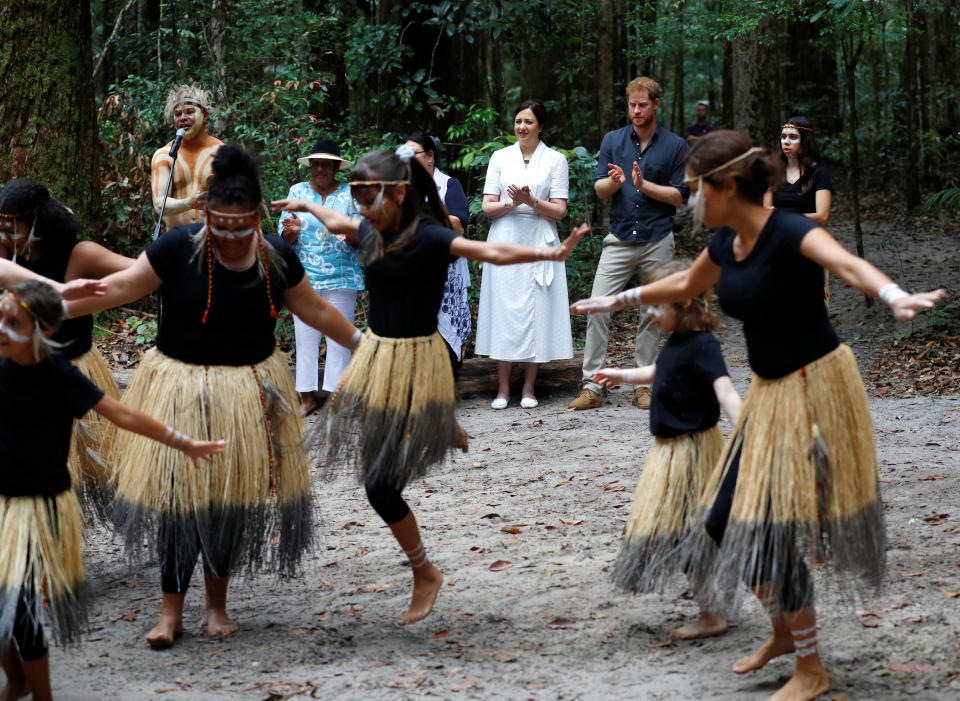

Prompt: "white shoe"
[520,397,539,409]
[491,397,508,410]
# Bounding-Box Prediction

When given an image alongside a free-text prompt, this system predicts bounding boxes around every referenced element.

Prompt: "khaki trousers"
[581,233,675,393]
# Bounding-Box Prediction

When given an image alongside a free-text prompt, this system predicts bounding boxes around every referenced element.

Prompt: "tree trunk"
[721,40,733,128]
[784,3,840,134]
[210,0,228,117]
[596,0,617,141]
[0,0,101,229]
[841,32,869,306]
[731,17,781,146]
[900,0,922,209]
[671,33,685,134]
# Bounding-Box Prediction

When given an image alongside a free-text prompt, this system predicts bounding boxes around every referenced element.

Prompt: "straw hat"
[296,138,353,170]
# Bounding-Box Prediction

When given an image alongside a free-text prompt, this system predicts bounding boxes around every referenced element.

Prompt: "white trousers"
[293,288,358,393]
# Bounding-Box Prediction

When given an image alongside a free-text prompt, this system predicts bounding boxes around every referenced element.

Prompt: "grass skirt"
[314,331,457,489]
[0,491,88,646]
[612,426,723,594]
[685,344,884,615]
[104,348,312,577]
[68,346,120,524]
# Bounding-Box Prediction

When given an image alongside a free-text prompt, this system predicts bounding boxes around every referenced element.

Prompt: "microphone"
[168,128,187,158]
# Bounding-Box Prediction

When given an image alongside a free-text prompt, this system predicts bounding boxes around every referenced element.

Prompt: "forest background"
[1,0,958,350]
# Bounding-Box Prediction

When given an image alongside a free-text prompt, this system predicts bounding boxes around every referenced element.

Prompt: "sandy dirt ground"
[46,215,959,700]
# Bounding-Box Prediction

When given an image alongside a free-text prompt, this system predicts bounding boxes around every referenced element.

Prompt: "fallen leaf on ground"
[451,679,477,692]
[480,513,501,519]
[347,605,356,616]
[941,588,960,598]
[889,662,913,674]
[546,618,575,629]
[501,525,522,534]
[560,519,583,526]
[434,630,450,638]
[915,664,936,673]
[489,560,514,571]
[489,650,517,662]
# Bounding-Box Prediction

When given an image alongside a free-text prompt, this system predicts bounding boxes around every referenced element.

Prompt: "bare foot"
[733,631,795,673]
[203,609,239,637]
[146,616,184,649]
[453,423,469,452]
[400,563,443,625]
[671,612,729,640]
[0,680,28,701]
[767,668,830,701]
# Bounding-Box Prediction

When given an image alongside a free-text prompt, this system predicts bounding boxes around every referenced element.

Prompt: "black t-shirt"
[0,357,104,497]
[147,225,305,365]
[650,331,729,438]
[361,218,458,338]
[13,241,95,359]
[771,164,832,214]
[708,209,839,379]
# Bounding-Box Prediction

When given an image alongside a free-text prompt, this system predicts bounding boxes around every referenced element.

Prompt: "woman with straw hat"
[68,145,361,649]
[273,145,588,625]
[573,130,945,701]
[278,139,363,415]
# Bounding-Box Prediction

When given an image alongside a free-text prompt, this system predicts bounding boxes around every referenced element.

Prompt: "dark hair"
[349,149,450,260]
[406,133,439,158]
[207,145,262,209]
[647,260,720,333]
[0,178,81,256]
[514,99,547,130]
[780,115,821,196]
[8,279,63,335]
[687,130,783,205]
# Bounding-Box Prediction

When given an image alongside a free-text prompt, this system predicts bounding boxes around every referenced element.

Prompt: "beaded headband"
[2,290,34,318]
[782,123,814,133]
[348,180,409,187]
[206,208,258,220]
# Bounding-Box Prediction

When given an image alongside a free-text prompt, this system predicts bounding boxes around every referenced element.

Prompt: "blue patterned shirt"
[277,181,364,291]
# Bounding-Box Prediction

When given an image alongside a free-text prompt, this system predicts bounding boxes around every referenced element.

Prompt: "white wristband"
[878,283,909,306]
[348,328,364,350]
[615,286,643,308]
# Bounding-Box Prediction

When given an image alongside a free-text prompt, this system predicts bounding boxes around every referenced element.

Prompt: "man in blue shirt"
[570,77,689,410]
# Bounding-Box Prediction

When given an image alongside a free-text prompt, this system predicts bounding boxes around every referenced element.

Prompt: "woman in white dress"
[476,100,573,409]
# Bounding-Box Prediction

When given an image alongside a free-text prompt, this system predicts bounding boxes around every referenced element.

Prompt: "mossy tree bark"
[0,0,101,230]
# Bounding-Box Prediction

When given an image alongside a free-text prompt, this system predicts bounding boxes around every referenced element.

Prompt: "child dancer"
[273,145,587,624]
[0,280,224,700]
[595,260,741,639]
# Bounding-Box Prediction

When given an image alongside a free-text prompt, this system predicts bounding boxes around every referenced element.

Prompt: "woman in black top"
[0,179,135,520]
[573,130,944,701]
[273,145,587,626]
[69,145,361,649]
[0,279,223,701]
[764,116,832,227]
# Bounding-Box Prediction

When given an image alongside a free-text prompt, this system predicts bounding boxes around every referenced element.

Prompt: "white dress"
[475,141,573,362]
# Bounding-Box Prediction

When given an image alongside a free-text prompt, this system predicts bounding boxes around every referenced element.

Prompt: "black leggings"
[4,588,48,662]
[705,446,813,613]
[365,479,410,526]
[158,517,236,594]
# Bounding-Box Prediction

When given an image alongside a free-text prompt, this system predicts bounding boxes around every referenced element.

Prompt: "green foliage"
[123,315,157,345]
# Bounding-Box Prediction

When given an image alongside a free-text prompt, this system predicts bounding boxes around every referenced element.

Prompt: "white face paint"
[0,321,30,343]
[209,226,255,240]
[780,129,801,157]
[688,181,706,232]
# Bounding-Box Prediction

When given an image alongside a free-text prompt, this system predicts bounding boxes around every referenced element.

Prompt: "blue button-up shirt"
[595,125,689,243]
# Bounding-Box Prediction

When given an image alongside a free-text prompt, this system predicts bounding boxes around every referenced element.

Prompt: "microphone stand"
[151,128,186,328]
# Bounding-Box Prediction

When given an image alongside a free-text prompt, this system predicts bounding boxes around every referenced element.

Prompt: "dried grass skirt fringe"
[0,491,88,646]
[612,426,723,593]
[684,344,885,615]
[314,331,457,489]
[104,348,312,577]
[69,346,120,525]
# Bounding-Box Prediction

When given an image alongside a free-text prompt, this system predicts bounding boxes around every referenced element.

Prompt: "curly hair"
[647,259,720,333]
